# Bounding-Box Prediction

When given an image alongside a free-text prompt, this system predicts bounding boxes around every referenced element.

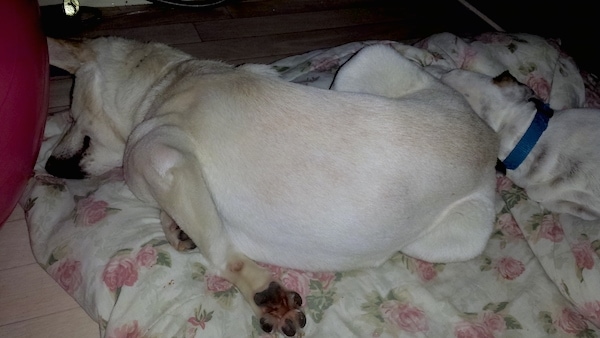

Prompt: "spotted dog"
[441,69,600,220]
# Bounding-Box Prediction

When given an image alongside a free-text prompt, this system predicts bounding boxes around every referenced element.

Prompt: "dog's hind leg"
[124,127,306,336]
[331,44,438,97]
[400,192,495,263]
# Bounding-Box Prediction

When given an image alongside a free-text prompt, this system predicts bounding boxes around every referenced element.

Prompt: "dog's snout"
[45,155,87,179]
[45,136,90,179]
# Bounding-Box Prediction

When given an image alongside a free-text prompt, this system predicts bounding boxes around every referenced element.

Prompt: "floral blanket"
[22,32,600,337]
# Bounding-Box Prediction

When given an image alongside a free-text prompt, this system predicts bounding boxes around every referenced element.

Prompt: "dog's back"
[48,37,500,272]
[152,48,500,267]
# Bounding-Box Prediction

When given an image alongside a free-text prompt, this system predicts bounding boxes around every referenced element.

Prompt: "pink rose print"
[50,258,82,295]
[480,311,505,333]
[580,301,600,327]
[571,239,595,270]
[454,320,493,338]
[108,320,142,338]
[135,246,158,268]
[415,259,437,282]
[205,274,233,293]
[187,305,213,335]
[310,57,339,72]
[495,175,513,193]
[538,214,564,242]
[497,213,523,239]
[476,32,512,44]
[380,300,429,333]
[584,72,600,108]
[585,86,600,108]
[281,269,311,301]
[102,256,139,292]
[525,74,551,102]
[259,262,286,277]
[555,307,588,334]
[495,257,525,280]
[455,310,507,338]
[188,317,207,329]
[459,47,478,69]
[75,196,109,226]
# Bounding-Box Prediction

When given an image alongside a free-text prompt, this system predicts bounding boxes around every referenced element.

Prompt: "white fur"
[441,69,600,220]
[47,38,499,334]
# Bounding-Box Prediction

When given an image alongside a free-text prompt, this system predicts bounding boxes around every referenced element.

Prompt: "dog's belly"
[203,156,452,271]
[222,200,421,271]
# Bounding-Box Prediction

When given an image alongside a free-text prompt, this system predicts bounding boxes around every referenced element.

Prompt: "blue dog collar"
[501,98,553,170]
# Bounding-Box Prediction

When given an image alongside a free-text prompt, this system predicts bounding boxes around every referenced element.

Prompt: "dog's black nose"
[45,155,87,179]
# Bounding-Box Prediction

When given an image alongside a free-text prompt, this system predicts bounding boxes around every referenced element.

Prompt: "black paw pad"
[281,318,296,337]
[254,282,306,336]
[259,317,274,333]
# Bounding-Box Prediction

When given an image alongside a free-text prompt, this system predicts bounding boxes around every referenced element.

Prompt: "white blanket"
[22,32,600,337]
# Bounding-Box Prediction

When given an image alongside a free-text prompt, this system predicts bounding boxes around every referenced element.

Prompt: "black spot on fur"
[566,160,581,178]
[526,145,547,179]
[550,176,565,188]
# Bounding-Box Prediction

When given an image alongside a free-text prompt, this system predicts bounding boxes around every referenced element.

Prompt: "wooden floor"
[0,0,494,336]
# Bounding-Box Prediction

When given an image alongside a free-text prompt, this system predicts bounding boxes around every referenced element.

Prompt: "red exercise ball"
[0,0,49,226]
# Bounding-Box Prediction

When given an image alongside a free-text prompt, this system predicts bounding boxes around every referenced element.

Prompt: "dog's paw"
[254,282,306,337]
[160,212,197,251]
[172,225,197,251]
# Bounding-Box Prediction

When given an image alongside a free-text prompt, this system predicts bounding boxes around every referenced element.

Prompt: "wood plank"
[91,4,230,30]
[225,0,389,18]
[176,23,394,61]
[0,219,36,270]
[178,16,488,62]
[0,307,99,338]
[229,54,303,66]
[195,7,405,41]
[0,264,81,326]
[80,23,201,45]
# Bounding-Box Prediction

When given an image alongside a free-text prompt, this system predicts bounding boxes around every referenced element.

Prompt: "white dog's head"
[45,37,191,178]
[440,69,536,133]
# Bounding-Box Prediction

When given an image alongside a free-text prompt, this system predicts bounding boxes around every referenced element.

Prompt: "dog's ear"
[47,37,91,73]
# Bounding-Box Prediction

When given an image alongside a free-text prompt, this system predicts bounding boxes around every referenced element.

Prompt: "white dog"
[440,69,600,220]
[46,38,498,336]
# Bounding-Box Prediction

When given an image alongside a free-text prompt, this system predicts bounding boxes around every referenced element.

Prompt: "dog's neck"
[489,99,543,161]
[499,98,553,170]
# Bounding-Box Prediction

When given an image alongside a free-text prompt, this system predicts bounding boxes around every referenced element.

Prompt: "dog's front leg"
[125,129,306,336]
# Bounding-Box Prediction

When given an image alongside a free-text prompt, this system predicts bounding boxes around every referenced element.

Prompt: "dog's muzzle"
[45,136,90,179]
